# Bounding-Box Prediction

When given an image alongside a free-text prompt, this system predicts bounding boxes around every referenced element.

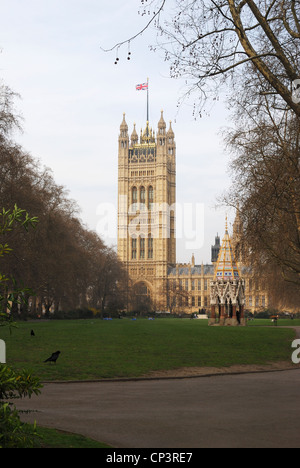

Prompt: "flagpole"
[147,77,149,123]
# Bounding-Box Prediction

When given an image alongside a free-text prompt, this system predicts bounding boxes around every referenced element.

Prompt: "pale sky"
[0,0,235,264]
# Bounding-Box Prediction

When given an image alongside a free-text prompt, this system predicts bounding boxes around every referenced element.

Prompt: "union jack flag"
[136,83,148,91]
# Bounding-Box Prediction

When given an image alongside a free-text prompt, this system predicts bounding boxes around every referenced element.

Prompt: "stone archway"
[131,280,153,314]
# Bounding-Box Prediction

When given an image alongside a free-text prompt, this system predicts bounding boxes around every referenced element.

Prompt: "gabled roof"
[214,219,240,281]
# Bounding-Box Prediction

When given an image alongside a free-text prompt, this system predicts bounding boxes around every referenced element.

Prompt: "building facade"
[117,112,269,315]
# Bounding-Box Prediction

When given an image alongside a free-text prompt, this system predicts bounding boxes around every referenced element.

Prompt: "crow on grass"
[44,351,61,364]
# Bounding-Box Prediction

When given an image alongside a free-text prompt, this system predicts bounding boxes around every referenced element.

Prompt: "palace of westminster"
[117,111,269,320]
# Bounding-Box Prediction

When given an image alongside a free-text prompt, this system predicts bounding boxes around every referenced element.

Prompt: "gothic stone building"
[117,112,269,315]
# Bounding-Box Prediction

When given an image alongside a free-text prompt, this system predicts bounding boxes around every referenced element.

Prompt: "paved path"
[17,368,300,448]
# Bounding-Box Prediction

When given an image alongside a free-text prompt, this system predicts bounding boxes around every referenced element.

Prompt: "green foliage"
[0,205,38,318]
[0,366,42,448]
[0,205,38,236]
[0,403,39,448]
[0,205,41,448]
[0,365,42,401]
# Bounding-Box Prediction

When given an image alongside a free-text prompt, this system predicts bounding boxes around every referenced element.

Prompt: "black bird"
[31,329,35,336]
[44,351,61,364]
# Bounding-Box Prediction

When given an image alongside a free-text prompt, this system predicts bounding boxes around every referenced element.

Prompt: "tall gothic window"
[140,237,145,259]
[132,238,137,260]
[132,187,137,211]
[132,187,137,203]
[148,186,154,211]
[148,235,153,259]
[140,186,146,211]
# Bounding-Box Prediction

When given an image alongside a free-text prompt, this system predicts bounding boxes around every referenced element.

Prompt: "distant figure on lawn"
[44,351,61,364]
[31,329,35,336]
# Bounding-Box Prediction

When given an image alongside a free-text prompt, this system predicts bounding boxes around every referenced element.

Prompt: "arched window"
[140,237,145,259]
[140,186,146,211]
[134,282,150,297]
[148,235,153,259]
[132,187,137,205]
[148,186,154,211]
[131,237,137,260]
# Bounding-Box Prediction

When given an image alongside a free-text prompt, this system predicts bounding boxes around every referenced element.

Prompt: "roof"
[168,265,215,277]
[214,221,240,281]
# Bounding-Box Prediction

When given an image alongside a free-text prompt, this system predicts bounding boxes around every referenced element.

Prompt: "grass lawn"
[0,318,297,381]
[248,318,300,327]
[36,427,112,448]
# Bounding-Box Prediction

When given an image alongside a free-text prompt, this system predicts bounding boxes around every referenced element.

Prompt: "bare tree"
[224,104,300,304]
[0,82,21,137]
[104,0,300,116]
[158,279,190,314]
[87,245,129,316]
[0,131,129,317]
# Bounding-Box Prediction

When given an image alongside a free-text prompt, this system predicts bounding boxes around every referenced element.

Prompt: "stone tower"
[211,234,221,263]
[117,111,176,308]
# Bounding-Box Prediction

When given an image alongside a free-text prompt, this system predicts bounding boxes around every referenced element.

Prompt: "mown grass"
[0,318,297,381]
[36,427,112,448]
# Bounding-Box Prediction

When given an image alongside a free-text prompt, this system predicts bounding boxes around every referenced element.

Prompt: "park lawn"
[36,427,112,448]
[247,318,300,327]
[0,318,297,381]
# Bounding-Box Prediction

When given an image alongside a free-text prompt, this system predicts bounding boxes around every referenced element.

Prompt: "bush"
[254,311,272,319]
[0,365,42,448]
[0,206,42,447]
[50,308,95,320]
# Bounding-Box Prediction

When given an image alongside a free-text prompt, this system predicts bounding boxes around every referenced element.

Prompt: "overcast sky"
[0,0,235,264]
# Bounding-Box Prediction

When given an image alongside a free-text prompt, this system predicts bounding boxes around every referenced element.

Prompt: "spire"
[158,110,166,130]
[214,218,240,281]
[120,113,128,133]
[141,121,155,144]
[167,120,174,138]
[131,123,138,145]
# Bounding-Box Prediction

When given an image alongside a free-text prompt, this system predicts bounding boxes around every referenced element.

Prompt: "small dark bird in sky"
[31,329,35,336]
[44,351,61,364]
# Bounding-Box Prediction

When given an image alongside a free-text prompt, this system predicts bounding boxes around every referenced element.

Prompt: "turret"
[119,113,129,152]
[131,123,138,146]
[167,121,175,140]
[157,110,166,148]
[167,121,175,157]
[158,110,166,134]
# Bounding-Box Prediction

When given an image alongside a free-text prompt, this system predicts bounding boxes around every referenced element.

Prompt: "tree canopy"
[0,81,128,317]
[106,0,300,116]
